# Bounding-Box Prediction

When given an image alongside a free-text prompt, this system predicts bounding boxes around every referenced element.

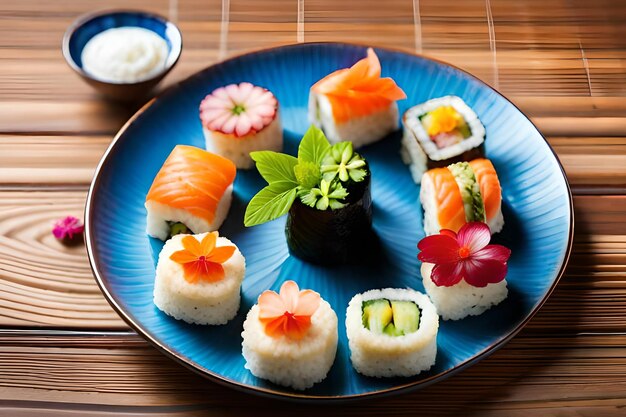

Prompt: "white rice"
[203,111,283,169]
[153,233,245,325]
[345,288,438,378]
[401,96,485,183]
[241,299,338,390]
[308,92,399,147]
[419,167,504,236]
[145,184,233,241]
[421,262,508,321]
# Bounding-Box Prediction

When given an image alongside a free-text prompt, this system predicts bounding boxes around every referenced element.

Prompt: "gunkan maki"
[244,125,373,265]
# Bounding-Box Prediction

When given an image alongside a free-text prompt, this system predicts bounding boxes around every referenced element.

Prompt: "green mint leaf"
[244,182,297,227]
[293,161,321,189]
[298,125,331,165]
[250,151,298,186]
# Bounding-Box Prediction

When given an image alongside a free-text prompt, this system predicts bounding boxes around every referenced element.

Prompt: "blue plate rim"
[84,41,575,402]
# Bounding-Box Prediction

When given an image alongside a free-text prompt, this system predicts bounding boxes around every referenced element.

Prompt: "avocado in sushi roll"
[346,288,439,378]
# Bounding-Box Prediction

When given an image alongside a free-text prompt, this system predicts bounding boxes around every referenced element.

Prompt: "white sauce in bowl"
[81,27,169,83]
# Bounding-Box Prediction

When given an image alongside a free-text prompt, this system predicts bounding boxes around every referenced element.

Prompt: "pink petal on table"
[247,90,274,107]
[457,222,491,253]
[211,86,230,101]
[472,244,511,263]
[200,95,231,110]
[462,258,508,287]
[243,87,264,106]
[201,108,231,123]
[417,234,460,264]
[430,262,464,287]
[234,112,252,136]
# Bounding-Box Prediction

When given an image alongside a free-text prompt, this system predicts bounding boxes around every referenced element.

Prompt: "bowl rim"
[62,8,183,85]
[84,41,575,402]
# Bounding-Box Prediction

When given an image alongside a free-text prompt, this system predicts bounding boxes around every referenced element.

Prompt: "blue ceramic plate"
[86,43,573,401]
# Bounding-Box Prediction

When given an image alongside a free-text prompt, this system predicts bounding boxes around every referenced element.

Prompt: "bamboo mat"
[0,0,625,415]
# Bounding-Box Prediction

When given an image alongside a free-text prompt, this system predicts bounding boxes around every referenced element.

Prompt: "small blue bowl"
[62,9,182,102]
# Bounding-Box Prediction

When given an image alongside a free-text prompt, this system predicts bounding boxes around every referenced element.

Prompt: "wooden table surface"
[1,0,626,415]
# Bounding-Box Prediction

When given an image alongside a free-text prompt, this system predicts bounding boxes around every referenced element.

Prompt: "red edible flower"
[417,222,511,288]
[52,216,84,240]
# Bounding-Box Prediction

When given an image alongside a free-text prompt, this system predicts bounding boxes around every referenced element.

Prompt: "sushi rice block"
[418,222,511,320]
[154,231,245,325]
[421,158,504,236]
[145,145,236,241]
[241,281,338,390]
[401,96,486,183]
[200,82,282,169]
[346,288,438,378]
[308,48,406,147]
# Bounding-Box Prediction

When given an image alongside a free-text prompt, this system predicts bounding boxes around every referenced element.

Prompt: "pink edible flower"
[199,82,278,137]
[417,222,511,288]
[52,216,84,240]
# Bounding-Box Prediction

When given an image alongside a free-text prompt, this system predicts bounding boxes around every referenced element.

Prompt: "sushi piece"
[241,281,338,390]
[145,145,237,241]
[154,231,245,325]
[418,222,511,320]
[200,82,282,169]
[420,158,504,236]
[308,48,406,147]
[345,288,438,378]
[401,96,486,183]
[244,126,374,265]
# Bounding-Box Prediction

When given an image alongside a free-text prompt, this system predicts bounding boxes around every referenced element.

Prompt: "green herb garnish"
[321,142,367,183]
[300,179,348,210]
[244,125,368,227]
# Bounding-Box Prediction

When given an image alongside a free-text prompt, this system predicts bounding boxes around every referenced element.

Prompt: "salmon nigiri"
[145,145,237,241]
[308,47,406,147]
[420,158,504,235]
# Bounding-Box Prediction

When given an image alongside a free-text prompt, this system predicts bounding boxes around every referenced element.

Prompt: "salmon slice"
[311,48,406,123]
[469,158,502,222]
[146,145,237,223]
[425,167,467,233]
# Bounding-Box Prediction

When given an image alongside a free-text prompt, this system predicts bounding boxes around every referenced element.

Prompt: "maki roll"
[145,145,236,241]
[154,231,245,325]
[421,158,504,236]
[308,48,406,147]
[200,82,282,169]
[418,222,511,320]
[401,96,485,183]
[241,281,338,390]
[346,288,438,377]
[244,126,373,265]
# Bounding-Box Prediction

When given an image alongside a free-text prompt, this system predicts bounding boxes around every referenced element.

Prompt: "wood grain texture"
[1,0,626,415]
[0,331,625,416]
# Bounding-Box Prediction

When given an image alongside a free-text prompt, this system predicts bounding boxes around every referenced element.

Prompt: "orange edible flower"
[257,281,321,340]
[312,48,406,123]
[170,232,236,284]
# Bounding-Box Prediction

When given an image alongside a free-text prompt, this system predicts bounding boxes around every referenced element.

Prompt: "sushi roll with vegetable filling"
[401,96,485,183]
[308,48,406,147]
[145,145,236,241]
[418,222,511,320]
[154,231,245,325]
[241,281,338,390]
[346,288,438,378]
[200,82,282,169]
[421,158,504,236]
